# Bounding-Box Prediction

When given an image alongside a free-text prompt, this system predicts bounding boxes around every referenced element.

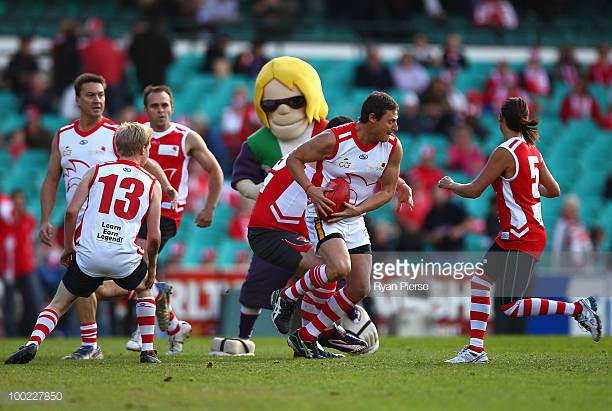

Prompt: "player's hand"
[438,176,455,190]
[196,206,215,227]
[145,267,156,289]
[39,222,55,246]
[60,246,76,267]
[327,202,361,223]
[165,187,179,211]
[395,182,414,212]
[307,186,335,218]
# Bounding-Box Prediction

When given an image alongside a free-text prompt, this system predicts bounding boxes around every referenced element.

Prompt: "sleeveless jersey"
[147,122,190,225]
[492,136,547,259]
[76,160,157,278]
[308,122,397,219]
[57,117,118,204]
[248,156,315,237]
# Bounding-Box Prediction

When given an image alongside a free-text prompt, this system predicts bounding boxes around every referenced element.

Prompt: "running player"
[6,122,163,364]
[271,92,403,358]
[439,96,601,364]
[39,73,177,360]
[98,84,224,355]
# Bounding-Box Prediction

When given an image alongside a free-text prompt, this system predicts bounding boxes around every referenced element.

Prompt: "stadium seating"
[1,54,610,259]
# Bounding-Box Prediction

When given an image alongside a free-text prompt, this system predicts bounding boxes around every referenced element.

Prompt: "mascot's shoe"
[209,337,256,356]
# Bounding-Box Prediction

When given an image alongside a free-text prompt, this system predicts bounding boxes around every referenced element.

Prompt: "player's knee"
[349,282,370,301]
[327,259,351,281]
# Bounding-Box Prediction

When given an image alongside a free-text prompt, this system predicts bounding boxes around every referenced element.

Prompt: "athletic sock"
[167,308,180,336]
[501,298,583,317]
[298,288,356,342]
[469,275,493,353]
[281,265,331,301]
[28,308,59,346]
[238,306,262,339]
[80,322,98,348]
[300,282,337,327]
[136,298,156,351]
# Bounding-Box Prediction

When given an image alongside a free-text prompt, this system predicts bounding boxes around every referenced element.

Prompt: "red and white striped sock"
[501,298,583,317]
[299,288,357,342]
[469,275,493,353]
[167,307,181,336]
[301,282,337,327]
[80,322,97,348]
[136,298,156,351]
[281,265,331,301]
[28,308,59,346]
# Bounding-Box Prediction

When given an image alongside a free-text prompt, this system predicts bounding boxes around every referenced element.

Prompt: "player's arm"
[395,176,414,211]
[142,158,179,209]
[60,168,95,266]
[537,158,560,198]
[438,147,513,198]
[329,141,403,223]
[286,130,337,216]
[145,181,162,289]
[40,134,62,246]
[186,131,224,227]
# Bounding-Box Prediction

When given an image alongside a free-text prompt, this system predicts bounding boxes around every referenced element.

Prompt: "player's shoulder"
[173,122,191,134]
[101,118,118,132]
[57,119,78,136]
[497,136,524,152]
[388,133,400,146]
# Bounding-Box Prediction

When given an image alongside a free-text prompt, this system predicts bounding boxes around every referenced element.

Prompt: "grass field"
[0,336,610,410]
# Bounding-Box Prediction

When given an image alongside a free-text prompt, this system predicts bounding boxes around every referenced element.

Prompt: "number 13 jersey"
[76,160,157,278]
[492,136,546,259]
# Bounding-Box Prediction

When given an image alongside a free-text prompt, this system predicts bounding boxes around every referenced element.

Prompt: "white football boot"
[445,345,489,364]
[574,296,602,342]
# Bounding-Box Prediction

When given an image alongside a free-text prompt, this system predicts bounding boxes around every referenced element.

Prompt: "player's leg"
[125,218,180,351]
[295,253,370,350]
[61,295,101,360]
[497,250,601,342]
[5,260,102,364]
[117,260,161,363]
[446,244,505,364]
[286,237,352,358]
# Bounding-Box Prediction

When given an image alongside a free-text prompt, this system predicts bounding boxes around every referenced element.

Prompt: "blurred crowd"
[0,0,610,337]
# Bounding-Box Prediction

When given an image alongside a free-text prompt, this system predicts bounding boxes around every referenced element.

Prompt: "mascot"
[210,57,380,356]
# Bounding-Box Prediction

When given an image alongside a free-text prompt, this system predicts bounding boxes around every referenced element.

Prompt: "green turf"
[0,336,610,410]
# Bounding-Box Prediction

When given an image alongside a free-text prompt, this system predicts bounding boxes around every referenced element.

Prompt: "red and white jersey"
[57,117,118,204]
[76,160,157,278]
[492,136,547,259]
[147,122,191,225]
[248,156,315,237]
[308,122,397,219]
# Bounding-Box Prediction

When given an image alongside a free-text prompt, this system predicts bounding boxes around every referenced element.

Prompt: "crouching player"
[5,122,163,364]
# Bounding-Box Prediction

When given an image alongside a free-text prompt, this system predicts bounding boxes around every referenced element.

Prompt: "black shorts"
[62,259,148,298]
[482,243,537,305]
[247,228,313,273]
[138,216,177,251]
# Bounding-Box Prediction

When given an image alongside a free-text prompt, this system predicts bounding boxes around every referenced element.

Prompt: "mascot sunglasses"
[261,96,306,112]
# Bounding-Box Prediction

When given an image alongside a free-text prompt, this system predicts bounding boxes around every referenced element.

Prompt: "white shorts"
[306,214,371,252]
